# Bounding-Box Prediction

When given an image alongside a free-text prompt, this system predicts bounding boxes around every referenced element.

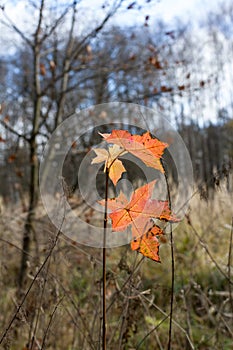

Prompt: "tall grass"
[0,180,232,349]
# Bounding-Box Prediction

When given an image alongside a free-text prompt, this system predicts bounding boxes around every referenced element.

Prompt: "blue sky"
[0,0,227,56]
[0,0,231,124]
[150,0,223,21]
[82,0,225,26]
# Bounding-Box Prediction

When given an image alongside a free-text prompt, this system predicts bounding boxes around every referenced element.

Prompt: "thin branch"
[10,294,42,350]
[41,296,65,350]
[136,313,170,350]
[0,234,95,349]
[0,212,64,345]
[0,120,30,142]
[40,4,71,44]
[106,256,145,313]
[186,214,233,285]
[53,0,77,127]
[41,61,142,95]
[0,238,32,256]
[70,0,124,62]
[135,291,195,350]
[29,246,52,350]
[0,10,32,47]
[50,275,96,350]
[34,0,45,46]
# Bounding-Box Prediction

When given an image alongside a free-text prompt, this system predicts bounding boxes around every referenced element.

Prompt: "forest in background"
[0,0,232,349]
[0,0,233,201]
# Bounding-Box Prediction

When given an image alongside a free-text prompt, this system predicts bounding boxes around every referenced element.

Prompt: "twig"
[186,214,233,285]
[136,313,169,350]
[117,254,140,349]
[29,249,52,350]
[0,119,30,142]
[60,297,95,350]
[0,8,32,47]
[41,296,65,349]
[106,256,145,312]
[135,291,195,350]
[181,288,193,347]
[0,229,95,348]
[0,215,64,345]
[138,294,163,350]
[117,298,129,350]
[193,282,233,337]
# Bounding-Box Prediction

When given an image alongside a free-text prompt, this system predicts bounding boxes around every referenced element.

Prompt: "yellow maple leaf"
[91,145,126,185]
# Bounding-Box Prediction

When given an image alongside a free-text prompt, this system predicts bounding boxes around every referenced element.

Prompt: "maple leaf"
[99,180,179,238]
[131,225,164,262]
[91,144,126,185]
[94,129,179,262]
[104,180,155,235]
[99,130,168,173]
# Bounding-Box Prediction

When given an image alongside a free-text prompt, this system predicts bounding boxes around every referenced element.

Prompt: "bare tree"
[0,0,126,289]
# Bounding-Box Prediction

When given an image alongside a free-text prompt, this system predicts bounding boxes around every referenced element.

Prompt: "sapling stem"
[162,163,174,350]
[102,167,109,350]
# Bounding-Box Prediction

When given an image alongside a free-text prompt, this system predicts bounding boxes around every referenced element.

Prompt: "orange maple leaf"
[131,225,164,262]
[100,130,168,173]
[100,180,179,239]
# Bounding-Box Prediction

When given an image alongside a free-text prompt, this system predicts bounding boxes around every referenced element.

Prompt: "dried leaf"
[8,154,16,163]
[178,85,185,91]
[4,115,10,123]
[0,135,6,142]
[49,60,56,70]
[40,63,46,76]
[86,44,92,54]
[161,86,173,93]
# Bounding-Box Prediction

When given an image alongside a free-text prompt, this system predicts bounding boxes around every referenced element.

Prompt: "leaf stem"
[102,167,109,350]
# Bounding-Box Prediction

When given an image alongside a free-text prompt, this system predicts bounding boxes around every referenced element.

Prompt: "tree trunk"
[18,12,42,288]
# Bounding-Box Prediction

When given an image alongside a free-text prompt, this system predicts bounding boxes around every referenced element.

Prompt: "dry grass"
[0,180,232,349]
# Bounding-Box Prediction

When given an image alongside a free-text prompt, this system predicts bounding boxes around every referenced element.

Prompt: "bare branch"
[0,119,30,142]
[0,8,32,47]
[40,3,72,44]
[70,0,124,62]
